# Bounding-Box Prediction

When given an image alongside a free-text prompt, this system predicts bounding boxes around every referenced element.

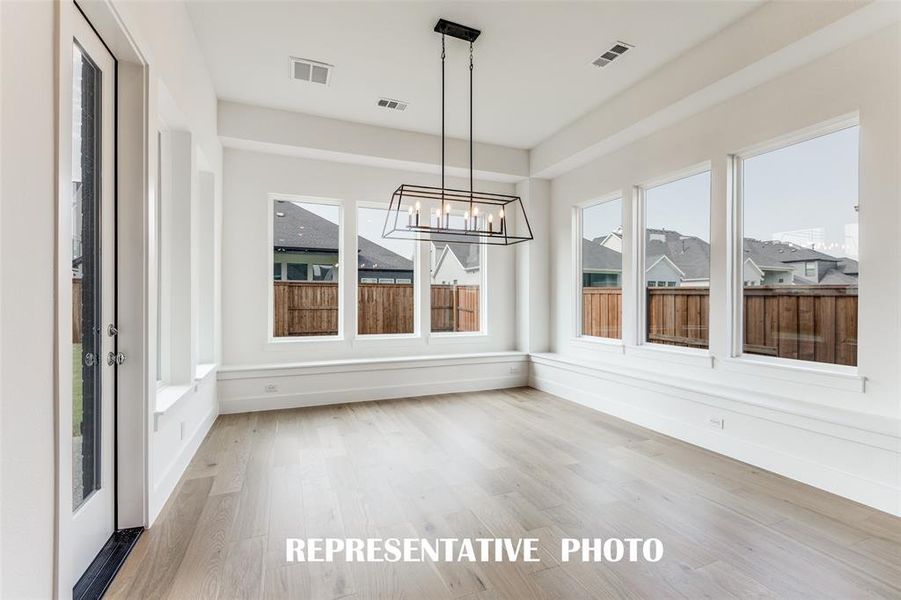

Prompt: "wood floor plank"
[110,388,901,599]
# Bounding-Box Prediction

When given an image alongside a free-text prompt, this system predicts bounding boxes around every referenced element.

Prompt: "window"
[430,231,482,333]
[273,262,281,280]
[579,198,622,339]
[357,206,415,335]
[805,261,817,278]
[286,263,308,281]
[312,264,335,281]
[643,170,711,349]
[272,199,340,337]
[738,125,859,366]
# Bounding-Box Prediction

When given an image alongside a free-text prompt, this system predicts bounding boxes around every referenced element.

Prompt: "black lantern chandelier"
[382,19,533,246]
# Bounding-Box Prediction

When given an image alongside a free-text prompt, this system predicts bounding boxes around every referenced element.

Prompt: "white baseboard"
[149,400,218,525]
[220,374,527,414]
[218,353,529,414]
[530,356,901,517]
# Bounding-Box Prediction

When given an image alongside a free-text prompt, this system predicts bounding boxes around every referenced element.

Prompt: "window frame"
[572,191,624,344]
[728,113,860,372]
[635,162,713,353]
[267,193,345,342]
[354,201,421,339]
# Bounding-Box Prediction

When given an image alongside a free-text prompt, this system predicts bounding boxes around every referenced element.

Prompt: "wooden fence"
[358,283,414,335]
[431,285,480,333]
[273,282,480,336]
[647,287,710,349]
[581,285,857,366]
[582,288,623,339]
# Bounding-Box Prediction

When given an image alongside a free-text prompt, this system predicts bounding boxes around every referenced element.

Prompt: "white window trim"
[355,201,421,339]
[572,191,624,345]
[267,193,345,344]
[728,113,861,377]
[635,162,713,361]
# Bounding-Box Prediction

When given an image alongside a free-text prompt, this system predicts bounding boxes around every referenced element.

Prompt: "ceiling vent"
[377,97,408,111]
[592,41,633,68]
[290,57,332,85]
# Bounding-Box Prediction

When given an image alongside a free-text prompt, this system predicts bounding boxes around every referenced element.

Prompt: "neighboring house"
[582,228,857,287]
[581,238,622,287]
[741,238,857,285]
[273,201,413,283]
[431,241,481,285]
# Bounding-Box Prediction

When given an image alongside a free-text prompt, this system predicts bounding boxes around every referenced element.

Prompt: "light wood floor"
[107,388,901,599]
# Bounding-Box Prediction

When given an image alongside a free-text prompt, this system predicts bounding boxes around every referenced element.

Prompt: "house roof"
[274,201,412,271]
[742,237,836,268]
[819,268,858,285]
[433,241,480,270]
[645,229,710,280]
[581,228,857,284]
[837,257,858,275]
[581,238,622,271]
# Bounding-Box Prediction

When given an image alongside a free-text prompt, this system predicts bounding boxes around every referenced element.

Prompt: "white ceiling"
[186,1,761,149]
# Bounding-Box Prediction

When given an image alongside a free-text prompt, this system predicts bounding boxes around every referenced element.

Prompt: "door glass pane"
[72,44,102,510]
[357,206,415,335]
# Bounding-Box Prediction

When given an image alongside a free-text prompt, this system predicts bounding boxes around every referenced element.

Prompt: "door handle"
[108,324,118,336]
[84,352,95,367]
[107,351,126,366]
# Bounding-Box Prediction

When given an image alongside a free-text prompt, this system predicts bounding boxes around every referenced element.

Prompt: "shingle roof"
[837,257,858,275]
[819,268,858,285]
[581,229,857,284]
[742,237,835,268]
[645,229,710,280]
[433,241,480,270]
[582,238,622,271]
[274,201,412,271]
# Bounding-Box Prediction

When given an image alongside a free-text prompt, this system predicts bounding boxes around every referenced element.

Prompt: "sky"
[744,126,858,259]
[581,126,859,260]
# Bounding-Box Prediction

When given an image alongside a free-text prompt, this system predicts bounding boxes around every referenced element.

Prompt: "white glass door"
[70,5,116,585]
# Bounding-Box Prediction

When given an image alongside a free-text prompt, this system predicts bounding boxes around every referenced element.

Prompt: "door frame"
[55,0,151,595]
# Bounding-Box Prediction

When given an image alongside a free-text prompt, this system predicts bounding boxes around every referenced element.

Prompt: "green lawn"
[73,343,83,436]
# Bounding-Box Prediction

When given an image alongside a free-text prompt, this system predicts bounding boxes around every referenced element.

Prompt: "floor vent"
[377,97,408,111]
[290,57,333,85]
[592,41,633,68]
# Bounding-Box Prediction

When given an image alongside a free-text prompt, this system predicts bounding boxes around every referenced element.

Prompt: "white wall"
[0,2,57,596]
[538,24,901,514]
[109,0,224,528]
[222,148,518,367]
[0,0,222,595]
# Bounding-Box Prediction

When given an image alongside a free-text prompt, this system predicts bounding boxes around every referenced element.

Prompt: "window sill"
[428,332,488,344]
[570,337,625,354]
[719,355,865,393]
[195,362,217,381]
[153,384,195,431]
[352,333,421,346]
[627,343,714,368]
[265,336,346,351]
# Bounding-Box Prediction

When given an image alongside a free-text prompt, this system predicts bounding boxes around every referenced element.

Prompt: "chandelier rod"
[469,41,474,218]
[441,34,446,216]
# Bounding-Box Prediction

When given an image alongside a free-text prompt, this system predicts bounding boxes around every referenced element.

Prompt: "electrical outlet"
[510,365,521,373]
[179,421,186,441]
[708,417,725,430]
[265,384,278,393]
